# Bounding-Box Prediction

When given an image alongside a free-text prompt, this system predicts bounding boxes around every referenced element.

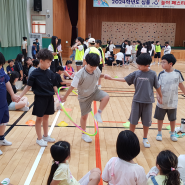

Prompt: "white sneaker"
[146,166,159,179]
[0,150,2,155]
[94,113,103,123]
[0,139,12,146]
[175,127,181,133]
[117,64,119,67]
[27,102,29,106]
[156,134,162,141]
[98,85,101,89]
[19,106,29,111]
[170,134,178,142]
[43,135,55,143]
[120,65,123,67]
[82,134,92,143]
[143,139,150,148]
[158,62,159,65]
[1,178,10,185]
[36,139,47,147]
[66,77,69,80]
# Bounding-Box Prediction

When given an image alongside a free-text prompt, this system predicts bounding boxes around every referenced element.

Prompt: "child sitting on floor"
[102,130,147,185]
[47,141,101,185]
[6,59,14,74]
[63,60,75,79]
[7,71,29,111]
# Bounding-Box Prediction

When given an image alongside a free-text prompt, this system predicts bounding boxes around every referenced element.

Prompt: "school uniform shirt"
[164,45,171,55]
[27,68,57,96]
[102,157,147,185]
[124,70,160,103]
[7,84,16,106]
[115,52,124,61]
[54,73,63,88]
[0,68,10,108]
[147,175,184,185]
[53,161,80,185]
[157,69,184,109]
[109,44,116,52]
[6,65,14,73]
[178,155,185,184]
[71,67,101,102]
[126,45,132,55]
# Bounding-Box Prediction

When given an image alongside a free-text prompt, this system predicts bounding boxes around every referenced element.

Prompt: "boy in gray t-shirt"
[61,53,109,143]
[105,53,162,148]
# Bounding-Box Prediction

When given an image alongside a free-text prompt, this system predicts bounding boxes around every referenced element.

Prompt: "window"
[32,15,46,34]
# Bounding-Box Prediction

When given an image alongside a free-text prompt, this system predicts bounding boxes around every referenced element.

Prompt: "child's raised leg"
[130,123,136,132]
[88,168,101,185]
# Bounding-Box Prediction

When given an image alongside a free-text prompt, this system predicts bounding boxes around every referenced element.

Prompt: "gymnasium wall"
[86,0,185,46]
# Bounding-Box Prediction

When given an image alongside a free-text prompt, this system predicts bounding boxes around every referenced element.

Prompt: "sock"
[98,109,102,114]
[143,138,147,140]
[82,131,86,134]
[171,131,175,135]
[158,131,162,135]
[0,135,5,140]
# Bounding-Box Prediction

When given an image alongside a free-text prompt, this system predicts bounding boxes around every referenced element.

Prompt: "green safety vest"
[155,45,161,53]
[51,44,58,59]
[89,47,100,55]
[135,45,138,51]
[75,45,84,61]
[98,47,105,64]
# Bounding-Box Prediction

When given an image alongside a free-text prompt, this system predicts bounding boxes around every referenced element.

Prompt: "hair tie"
[171,167,175,171]
[55,161,59,165]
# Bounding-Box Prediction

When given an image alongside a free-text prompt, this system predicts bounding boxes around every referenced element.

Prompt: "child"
[147,150,184,185]
[36,38,40,53]
[55,66,71,88]
[154,54,185,142]
[71,37,84,72]
[23,57,32,84]
[131,41,136,63]
[0,52,19,155]
[61,53,109,143]
[125,41,132,65]
[95,39,105,88]
[102,130,147,185]
[151,41,155,65]
[57,39,63,66]
[141,43,147,53]
[19,49,59,147]
[136,41,142,58]
[164,41,171,55]
[32,42,37,59]
[70,39,77,62]
[28,59,39,77]
[47,141,101,185]
[63,60,75,80]
[14,53,24,81]
[154,41,161,65]
[105,53,162,148]
[109,40,116,57]
[6,59,14,74]
[7,71,29,111]
[115,50,124,67]
[21,36,27,59]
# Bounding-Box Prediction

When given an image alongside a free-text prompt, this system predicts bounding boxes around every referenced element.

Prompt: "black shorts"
[151,50,154,56]
[98,64,103,72]
[33,95,54,117]
[76,61,83,66]
[154,106,177,121]
[125,54,131,57]
[154,52,161,58]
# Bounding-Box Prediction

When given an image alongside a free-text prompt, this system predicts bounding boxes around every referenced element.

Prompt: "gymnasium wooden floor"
[1,60,185,185]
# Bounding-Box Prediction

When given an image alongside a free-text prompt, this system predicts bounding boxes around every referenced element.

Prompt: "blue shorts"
[0,106,9,125]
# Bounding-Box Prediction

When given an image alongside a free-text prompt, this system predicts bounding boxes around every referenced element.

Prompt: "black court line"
[6,124,168,130]
[4,103,34,137]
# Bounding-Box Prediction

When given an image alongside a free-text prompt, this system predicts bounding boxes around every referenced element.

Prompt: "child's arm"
[179,83,185,94]
[156,87,163,104]
[50,180,61,185]
[60,86,74,102]
[19,85,31,98]
[104,74,126,82]
[20,70,23,80]
[6,81,20,102]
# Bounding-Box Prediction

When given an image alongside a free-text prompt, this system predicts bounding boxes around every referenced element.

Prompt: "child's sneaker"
[43,135,55,143]
[146,166,159,179]
[66,77,69,80]
[0,150,2,155]
[117,64,119,67]
[156,134,162,141]
[143,139,150,148]
[175,127,181,133]
[36,139,47,147]
[94,113,103,123]
[0,139,12,146]
[170,134,178,142]
[1,178,10,185]
[158,62,160,65]
[82,134,92,143]
[120,65,123,67]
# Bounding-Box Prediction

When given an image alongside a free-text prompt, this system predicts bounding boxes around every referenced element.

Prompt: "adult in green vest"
[48,36,62,73]
[154,41,162,65]
[71,37,84,72]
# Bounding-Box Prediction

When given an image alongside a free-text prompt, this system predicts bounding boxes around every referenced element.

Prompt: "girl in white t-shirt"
[141,43,147,54]
[115,50,124,67]
[102,130,147,185]
[109,40,116,56]
[125,41,132,65]
[47,141,101,185]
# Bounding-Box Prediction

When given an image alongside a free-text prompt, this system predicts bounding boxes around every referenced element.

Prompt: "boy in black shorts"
[19,49,59,147]
[105,53,163,148]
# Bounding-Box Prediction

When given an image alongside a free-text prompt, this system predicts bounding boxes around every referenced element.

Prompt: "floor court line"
[24,110,61,185]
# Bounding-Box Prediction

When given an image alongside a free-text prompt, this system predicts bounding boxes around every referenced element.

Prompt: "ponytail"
[47,141,70,185]
[157,150,181,185]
